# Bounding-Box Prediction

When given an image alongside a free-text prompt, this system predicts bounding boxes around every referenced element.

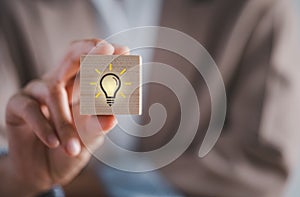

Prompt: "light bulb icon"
[100,73,121,106]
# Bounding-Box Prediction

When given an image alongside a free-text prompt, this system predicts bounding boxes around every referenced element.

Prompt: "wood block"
[80,55,141,115]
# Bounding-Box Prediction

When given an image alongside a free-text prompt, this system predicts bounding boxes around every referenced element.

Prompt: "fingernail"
[47,135,60,148]
[66,138,81,156]
[113,118,118,125]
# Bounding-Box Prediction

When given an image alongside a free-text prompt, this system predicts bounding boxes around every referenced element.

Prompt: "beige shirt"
[0,0,300,196]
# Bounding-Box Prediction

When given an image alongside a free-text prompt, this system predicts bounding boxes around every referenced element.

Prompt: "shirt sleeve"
[258,0,300,174]
[36,186,65,197]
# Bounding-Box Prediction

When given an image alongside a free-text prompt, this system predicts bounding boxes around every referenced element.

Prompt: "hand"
[3,39,129,196]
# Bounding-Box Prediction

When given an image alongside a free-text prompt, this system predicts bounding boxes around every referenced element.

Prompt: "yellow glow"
[95,69,101,74]
[89,82,97,85]
[124,82,132,86]
[119,68,126,75]
[109,64,112,71]
[120,92,126,98]
[95,92,101,98]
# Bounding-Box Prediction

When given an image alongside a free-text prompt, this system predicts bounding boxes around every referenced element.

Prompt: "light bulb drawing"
[100,73,121,106]
[89,63,132,107]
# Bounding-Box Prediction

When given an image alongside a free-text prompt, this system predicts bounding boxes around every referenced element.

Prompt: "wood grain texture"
[80,55,141,115]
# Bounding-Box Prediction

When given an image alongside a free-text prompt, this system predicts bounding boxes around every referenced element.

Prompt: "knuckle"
[42,124,54,135]
[24,79,50,102]
[22,98,38,112]
[42,84,52,99]
[57,121,73,134]
[24,79,43,93]
[24,79,37,89]
[6,93,19,109]
[45,83,63,100]
[5,94,24,124]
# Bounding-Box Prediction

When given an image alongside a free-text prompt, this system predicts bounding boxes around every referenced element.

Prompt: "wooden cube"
[80,55,141,115]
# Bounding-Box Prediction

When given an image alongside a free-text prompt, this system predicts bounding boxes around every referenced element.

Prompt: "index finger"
[44,39,114,86]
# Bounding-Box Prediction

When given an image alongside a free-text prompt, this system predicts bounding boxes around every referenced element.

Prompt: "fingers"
[25,39,116,156]
[97,115,117,132]
[67,43,130,104]
[10,39,128,158]
[24,80,80,157]
[6,94,59,148]
[112,44,130,55]
[71,103,117,152]
[44,39,115,86]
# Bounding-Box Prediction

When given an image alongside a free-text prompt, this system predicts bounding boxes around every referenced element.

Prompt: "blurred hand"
[4,39,129,196]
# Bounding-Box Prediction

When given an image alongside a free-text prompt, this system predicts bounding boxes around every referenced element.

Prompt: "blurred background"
[285,2,300,197]
[0,0,300,196]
